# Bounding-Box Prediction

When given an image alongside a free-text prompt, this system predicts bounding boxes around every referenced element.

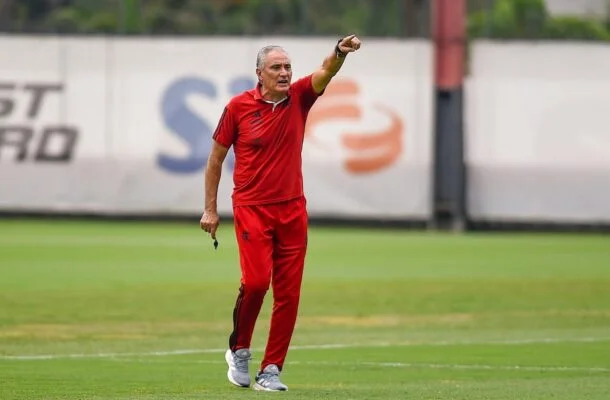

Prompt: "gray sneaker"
[253,364,288,391]
[225,348,251,388]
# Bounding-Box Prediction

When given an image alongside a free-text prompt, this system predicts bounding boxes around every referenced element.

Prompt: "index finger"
[344,34,356,41]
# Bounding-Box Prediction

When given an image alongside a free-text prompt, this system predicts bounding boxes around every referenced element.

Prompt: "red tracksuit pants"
[229,196,308,372]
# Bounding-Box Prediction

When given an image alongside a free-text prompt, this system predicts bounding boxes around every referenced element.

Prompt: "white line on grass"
[329,361,610,373]
[2,336,609,361]
[100,358,610,374]
[0,344,352,360]
[208,360,610,372]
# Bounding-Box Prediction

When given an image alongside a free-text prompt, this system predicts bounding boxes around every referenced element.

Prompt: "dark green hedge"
[469,0,610,41]
[2,0,610,40]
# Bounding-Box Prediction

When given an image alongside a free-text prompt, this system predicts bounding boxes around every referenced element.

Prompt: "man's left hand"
[338,34,362,54]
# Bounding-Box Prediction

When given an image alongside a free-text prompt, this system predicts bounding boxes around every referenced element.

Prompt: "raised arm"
[311,34,362,94]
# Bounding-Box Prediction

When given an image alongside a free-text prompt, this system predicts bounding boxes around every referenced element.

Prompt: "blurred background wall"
[0,0,609,231]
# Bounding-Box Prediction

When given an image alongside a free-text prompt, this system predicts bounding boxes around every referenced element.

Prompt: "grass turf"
[0,219,609,399]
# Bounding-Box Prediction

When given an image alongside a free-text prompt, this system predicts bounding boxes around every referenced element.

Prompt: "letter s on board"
[158,76,254,174]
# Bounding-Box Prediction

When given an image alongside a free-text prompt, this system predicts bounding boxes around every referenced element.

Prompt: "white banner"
[466,41,610,223]
[0,36,433,219]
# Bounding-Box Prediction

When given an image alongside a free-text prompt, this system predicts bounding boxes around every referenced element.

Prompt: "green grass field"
[1,218,609,399]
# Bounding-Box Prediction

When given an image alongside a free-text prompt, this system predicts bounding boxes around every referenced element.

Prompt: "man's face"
[257,50,292,96]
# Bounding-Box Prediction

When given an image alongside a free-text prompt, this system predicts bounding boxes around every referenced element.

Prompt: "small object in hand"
[213,239,219,250]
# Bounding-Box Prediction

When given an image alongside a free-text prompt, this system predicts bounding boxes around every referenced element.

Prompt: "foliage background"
[0,0,609,40]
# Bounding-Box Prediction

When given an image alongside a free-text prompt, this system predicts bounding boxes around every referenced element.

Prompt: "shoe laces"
[233,350,251,373]
[258,365,281,383]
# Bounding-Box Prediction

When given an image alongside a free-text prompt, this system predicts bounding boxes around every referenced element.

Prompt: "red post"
[431,0,468,231]
[433,0,466,90]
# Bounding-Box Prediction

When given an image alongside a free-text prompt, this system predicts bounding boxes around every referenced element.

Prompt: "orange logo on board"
[305,78,403,174]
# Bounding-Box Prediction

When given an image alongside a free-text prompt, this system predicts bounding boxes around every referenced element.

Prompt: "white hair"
[256,45,289,69]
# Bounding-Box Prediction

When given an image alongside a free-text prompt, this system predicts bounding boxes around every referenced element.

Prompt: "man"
[200,34,361,391]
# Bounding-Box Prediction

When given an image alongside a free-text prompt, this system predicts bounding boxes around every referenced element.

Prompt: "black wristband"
[335,38,347,58]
